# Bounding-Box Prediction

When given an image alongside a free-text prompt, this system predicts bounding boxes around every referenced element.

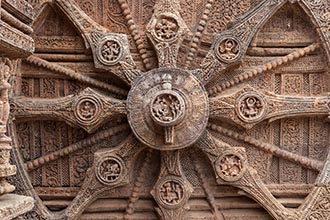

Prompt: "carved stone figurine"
[0,63,11,129]
[0,62,16,195]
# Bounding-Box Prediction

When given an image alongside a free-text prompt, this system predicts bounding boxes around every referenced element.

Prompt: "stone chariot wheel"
[9,0,330,220]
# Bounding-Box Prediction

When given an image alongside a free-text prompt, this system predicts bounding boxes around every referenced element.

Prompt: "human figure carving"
[80,101,96,119]
[101,40,121,62]
[219,39,239,61]
[0,63,11,129]
[0,61,15,196]
[220,155,242,177]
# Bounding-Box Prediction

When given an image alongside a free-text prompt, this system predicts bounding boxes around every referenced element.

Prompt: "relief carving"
[95,155,124,185]
[74,96,102,125]
[96,37,123,66]
[216,37,241,63]
[236,92,266,122]
[146,0,188,67]
[216,153,246,182]
[154,16,179,42]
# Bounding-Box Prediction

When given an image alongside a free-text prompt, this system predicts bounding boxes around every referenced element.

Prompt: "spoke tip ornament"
[127,68,209,150]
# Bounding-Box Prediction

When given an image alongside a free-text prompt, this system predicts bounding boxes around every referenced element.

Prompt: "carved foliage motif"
[303,0,330,41]
[304,187,330,220]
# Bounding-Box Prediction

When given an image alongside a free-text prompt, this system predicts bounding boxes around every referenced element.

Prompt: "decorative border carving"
[0,21,34,56]
[2,0,34,23]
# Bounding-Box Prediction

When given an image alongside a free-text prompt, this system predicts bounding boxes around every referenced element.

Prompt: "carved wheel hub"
[127,68,209,150]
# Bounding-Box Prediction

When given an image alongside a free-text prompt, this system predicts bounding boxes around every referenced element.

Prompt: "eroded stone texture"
[5,0,330,220]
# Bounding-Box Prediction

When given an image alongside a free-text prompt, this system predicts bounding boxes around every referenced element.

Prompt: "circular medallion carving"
[216,152,246,182]
[153,16,179,42]
[216,37,241,63]
[155,177,188,209]
[96,37,123,66]
[151,91,185,127]
[74,97,102,124]
[96,156,124,185]
[236,93,266,122]
[127,68,209,151]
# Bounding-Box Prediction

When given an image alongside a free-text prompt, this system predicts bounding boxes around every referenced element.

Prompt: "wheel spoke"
[150,150,193,220]
[9,1,330,219]
[62,135,145,220]
[124,149,154,219]
[24,124,130,171]
[195,130,298,220]
[191,153,225,220]
[115,0,152,70]
[146,0,188,67]
[11,87,127,133]
[297,149,330,218]
[207,123,323,171]
[25,56,128,96]
[209,83,329,129]
[207,43,319,96]
[200,0,287,85]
